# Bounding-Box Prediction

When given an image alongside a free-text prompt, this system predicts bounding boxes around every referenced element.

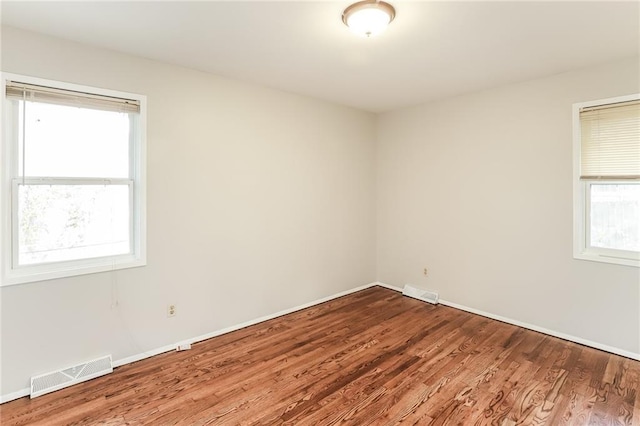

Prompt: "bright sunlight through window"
[1,74,146,285]
[573,94,640,267]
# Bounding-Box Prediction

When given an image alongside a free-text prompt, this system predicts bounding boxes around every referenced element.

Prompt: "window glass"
[589,183,640,252]
[18,184,130,265]
[2,74,146,285]
[18,101,130,178]
[573,94,639,267]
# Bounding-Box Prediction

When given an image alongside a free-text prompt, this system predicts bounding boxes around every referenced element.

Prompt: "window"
[573,94,640,267]
[1,74,146,285]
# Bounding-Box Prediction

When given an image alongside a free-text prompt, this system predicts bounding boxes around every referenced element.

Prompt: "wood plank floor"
[2,286,640,425]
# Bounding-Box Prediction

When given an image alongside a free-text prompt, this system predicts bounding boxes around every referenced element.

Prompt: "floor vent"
[30,355,113,398]
[402,284,439,305]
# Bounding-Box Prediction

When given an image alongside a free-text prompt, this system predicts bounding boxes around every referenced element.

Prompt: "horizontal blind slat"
[580,99,640,179]
[6,82,140,113]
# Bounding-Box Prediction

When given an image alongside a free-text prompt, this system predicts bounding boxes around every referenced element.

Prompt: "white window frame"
[1,73,147,285]
[572,93,640,268]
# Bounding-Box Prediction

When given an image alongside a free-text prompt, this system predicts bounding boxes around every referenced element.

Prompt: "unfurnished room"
[0,1,639,425]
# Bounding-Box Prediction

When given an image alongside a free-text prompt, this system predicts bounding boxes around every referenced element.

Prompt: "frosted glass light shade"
[342,1,396,37]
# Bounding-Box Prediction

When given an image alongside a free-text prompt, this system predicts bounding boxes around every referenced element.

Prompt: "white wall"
[377,57,640,354]
[2,24,639,402]
[0,26,377,397]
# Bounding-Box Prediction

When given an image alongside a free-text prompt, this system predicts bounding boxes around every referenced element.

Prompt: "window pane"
[19,101,130,178]
[18,184,130,265]
[590,184,640,252]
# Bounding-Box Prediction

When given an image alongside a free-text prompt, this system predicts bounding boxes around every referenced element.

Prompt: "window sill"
[1,256,146,286]
[574,251,639,268]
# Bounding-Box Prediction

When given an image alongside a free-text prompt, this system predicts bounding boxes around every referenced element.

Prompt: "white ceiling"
[1,1,639,112]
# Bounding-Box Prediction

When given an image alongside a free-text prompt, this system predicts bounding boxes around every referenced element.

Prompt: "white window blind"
[5,81,140,113]
[580,100,640,179]
[1,73,147,285]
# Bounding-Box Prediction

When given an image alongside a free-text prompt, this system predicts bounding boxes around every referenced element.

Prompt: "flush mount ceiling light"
[342,0,396,37]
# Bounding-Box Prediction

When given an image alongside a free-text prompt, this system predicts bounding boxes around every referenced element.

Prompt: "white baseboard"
[438,298,640,361]
[0,388,30,404]
[374,282,403,293]
[5,280,636,404]
[374,281,640,361]
[111,343,179,369]
[1,282,377,404]
[115,282,378,368]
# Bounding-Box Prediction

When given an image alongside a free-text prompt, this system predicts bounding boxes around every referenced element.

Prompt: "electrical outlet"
[167,304,176,317]
[423,267,428,277]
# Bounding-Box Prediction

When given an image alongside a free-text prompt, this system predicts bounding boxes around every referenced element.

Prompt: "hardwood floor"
[2,286,639,425]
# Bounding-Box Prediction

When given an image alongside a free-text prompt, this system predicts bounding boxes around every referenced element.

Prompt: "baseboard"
[374,281,640,361]
[142,281,379,361]
[374,282,403,292]
[0,388,30,404]
[0,281,378,404]
[5,280,635,404]
[438,298,640,361]
[112,343,179,369]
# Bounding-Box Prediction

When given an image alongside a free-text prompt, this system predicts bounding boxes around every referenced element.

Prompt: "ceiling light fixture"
[342,0,396,38]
